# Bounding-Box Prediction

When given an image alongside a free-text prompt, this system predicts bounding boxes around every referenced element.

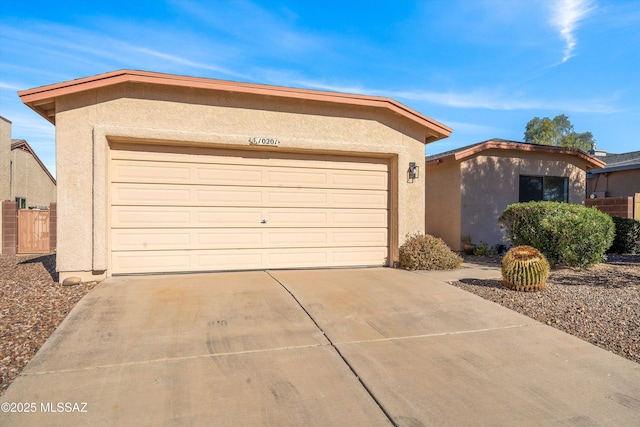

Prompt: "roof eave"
[425,140,606,169]
[19,70,452,142]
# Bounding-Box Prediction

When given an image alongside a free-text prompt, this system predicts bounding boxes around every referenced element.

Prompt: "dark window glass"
[519,176,568,203]
[544,176,567,202]
[519,176,543,202]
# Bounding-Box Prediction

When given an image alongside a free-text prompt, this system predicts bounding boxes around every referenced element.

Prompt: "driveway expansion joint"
[19,343,330,377]
[266,270,399,427]
[333,323,541,346]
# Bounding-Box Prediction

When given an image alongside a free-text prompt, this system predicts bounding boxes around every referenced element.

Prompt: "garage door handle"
[261,219,268,224]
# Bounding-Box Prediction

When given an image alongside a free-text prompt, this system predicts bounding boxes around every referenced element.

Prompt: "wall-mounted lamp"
[408,162,419,180]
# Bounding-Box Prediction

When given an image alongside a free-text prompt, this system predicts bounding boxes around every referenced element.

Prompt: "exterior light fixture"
[408,162,419,180]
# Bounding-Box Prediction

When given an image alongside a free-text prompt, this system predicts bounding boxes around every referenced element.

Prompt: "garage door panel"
[113,206,387,228]
[113,159,387,190]
[111,252,193,274]
[196,166,264,186]
[112,160,192,183]
[109,146,389,274]
[265,247,388,268]
[112,228,388,251]
[111,147,388,171]
[112,184,193,205]
[112,247,388,274]
[112,183,387,208]
[112,207,193,227]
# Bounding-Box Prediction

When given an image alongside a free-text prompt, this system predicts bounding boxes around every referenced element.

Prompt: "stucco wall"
[0,117,11,253]
[425,161,461,250]
[10,149,56,208]
[0,117,10,201]
[587,169,640,198]
[459,150,588,248]
[54,82,430,280]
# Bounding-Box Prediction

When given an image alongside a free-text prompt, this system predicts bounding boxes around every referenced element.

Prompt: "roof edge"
[425,139,606,169]
[19,69,452,142]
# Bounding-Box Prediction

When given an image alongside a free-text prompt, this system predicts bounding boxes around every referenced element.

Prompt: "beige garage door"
[109,144,389,274]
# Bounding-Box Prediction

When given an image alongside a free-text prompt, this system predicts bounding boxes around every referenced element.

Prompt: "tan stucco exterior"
[0,117,10,201]
[0,116,11,253]
[426,141,603,251]
[10,142,57,208]
[20,70,451,281]
[587,168,640,198]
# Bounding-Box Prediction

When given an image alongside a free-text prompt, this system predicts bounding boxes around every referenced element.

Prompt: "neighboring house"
[9,139,57,209]
[0,116,56,208]
[0,116,56,254]
[586,150,640,198]
[585,150,640,219]
[18,69,452,282]
[425,139,605,252]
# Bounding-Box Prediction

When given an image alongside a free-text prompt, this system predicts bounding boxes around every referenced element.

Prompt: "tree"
[524,114,595,152]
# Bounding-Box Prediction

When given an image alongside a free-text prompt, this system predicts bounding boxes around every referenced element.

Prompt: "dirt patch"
[0,254,97,396]
[453,254,640,364]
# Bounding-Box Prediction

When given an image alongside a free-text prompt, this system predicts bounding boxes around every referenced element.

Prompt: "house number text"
[249,137,279,147]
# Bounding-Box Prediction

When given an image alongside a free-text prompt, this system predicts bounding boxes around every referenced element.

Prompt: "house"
[424,139,605,252]
[0,117,56,208]
[585,150,640,219]
[18,69,452,282]
[587,150,640,198]
[1,116,57,254]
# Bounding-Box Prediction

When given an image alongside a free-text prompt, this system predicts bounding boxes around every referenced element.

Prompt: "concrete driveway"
[2,268,639,426]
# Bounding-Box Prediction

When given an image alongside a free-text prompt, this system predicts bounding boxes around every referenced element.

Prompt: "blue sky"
[1,0,639,176]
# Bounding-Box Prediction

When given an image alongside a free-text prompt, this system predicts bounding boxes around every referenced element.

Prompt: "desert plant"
[399,233,463,270]
[501,246,550,292]
[498,201,614,268]
[608,216,640,254]
[473,241,488,256]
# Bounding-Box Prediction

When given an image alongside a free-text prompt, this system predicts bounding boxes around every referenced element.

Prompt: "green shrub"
[501,246,550,292]
[498,201,614,268]
[473,241,488,256]
[609,216,640,254]
[399,233,463,270]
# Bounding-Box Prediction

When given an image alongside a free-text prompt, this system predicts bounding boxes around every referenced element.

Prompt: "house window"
[519,176,568,202]
[15,197,26,209]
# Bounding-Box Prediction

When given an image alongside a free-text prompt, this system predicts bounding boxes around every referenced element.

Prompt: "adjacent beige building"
[425,140,605,251]
[0,117,11,201]
[587,151,640,198]
[0,116,56,253]
[9,140,57,208]
[19,70,451,281]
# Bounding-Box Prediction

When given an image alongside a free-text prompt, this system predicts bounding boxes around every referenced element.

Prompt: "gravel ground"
[0,254,97,396]
[452,254,640,364]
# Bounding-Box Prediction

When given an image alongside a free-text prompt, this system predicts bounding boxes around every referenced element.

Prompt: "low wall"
[585,196,633,218]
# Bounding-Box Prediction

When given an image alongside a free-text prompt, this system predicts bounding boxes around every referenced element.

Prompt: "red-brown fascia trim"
[18,69,452,142]
[11,139,56,185]
[425,140,605,170]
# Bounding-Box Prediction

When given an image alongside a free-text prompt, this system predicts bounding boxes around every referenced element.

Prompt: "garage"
[109,143,389,274]
[18,69,451,281]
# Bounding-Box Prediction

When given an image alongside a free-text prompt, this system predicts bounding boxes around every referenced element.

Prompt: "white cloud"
[290,79,620,114]
[549,0,596,62]
[129,47,247,78]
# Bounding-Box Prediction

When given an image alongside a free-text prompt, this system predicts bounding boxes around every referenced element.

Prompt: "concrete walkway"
[1,266,639,426]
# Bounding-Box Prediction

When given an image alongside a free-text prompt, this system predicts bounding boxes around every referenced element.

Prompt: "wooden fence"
[18,209,51,254]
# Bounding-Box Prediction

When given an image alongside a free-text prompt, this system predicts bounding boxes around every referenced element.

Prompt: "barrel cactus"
[501,246,550,292]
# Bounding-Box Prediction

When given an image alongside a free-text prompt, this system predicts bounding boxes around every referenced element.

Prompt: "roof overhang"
[425,139,606,170]
[18,69,452,143]
[587,163,640,176]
